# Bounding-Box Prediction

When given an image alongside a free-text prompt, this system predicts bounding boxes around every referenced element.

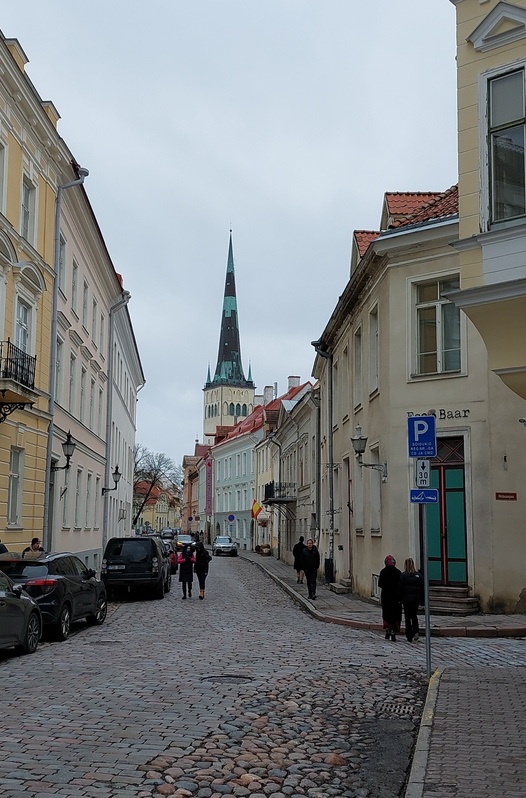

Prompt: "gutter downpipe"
[312,340,334,584]
[43,169,88,551]
[102,291,131,551]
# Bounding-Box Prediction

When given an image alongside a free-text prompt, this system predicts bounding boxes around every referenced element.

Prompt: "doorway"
[419,436,467,585]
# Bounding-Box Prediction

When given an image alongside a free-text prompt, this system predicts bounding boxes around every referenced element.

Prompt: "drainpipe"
[43,167,89,551]
[101,290,131,550]
[311,340,334,584]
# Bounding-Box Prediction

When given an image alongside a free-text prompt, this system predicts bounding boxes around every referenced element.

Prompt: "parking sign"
[407,416,436,458]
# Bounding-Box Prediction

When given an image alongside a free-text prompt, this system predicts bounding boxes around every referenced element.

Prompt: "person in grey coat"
[398,558,425,642]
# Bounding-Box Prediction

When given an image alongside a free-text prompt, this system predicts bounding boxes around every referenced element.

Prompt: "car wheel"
[19,612,41,654]
[87,594,108,626]
[53,604,71,641]
[154,579,165,600]
[232,551,238,557]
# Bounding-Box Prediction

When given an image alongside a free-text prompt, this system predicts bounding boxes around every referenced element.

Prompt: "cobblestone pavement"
[2,557,526,798]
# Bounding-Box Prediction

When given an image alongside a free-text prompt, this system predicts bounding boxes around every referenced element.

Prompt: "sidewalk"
[239,549,526,638]
[240,550,526,798]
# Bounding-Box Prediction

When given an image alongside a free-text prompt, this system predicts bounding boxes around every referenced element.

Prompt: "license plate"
[107,564,125,570]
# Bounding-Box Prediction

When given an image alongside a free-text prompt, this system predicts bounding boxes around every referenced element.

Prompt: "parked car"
[0,569,42,655]
[160,529,175,539]
[175,533,196,551]
[212,536,238,557]
[162,540,178,573]
[102,536,171,600]
[0,552,107,641]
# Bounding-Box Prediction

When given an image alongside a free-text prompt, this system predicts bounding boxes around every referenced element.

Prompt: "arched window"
[229,402,235,415]
[242,404,247,416]
[235,403,241,416]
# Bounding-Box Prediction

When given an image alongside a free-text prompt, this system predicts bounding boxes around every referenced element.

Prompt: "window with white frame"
[89,378,95,429]
[68,352,77,413]
[62,468,70,527]
[74,469,82,528]
[80,366,87,422]
[488,68,526,224]
[98,387,104,435]
[100,313,105,352]
[353,327,362,408]
[55,338,63,402]
[95,477,100,526]
[92,298,97,344]
[58,234,66,291]
[354,461,364,534]
[82,281,88,328]
[8,448,21,526]
[369,306,379,394]
[21,177,36,243]
[15,298,31,353]
[71,260,78,312]
[368,448,381,535]
[414,276,460,376]
[85,473,92,528]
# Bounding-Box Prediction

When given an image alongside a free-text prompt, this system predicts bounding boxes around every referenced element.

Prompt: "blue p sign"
[407,416,437,458]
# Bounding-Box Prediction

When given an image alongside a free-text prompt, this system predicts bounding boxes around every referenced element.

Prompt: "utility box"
[324,558,334,584]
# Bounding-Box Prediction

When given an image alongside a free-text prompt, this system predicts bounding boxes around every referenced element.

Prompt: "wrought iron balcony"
[263,480,296,504]
[0,340,38,422]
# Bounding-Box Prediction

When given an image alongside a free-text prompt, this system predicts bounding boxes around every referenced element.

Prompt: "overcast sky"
[2,1,458,465]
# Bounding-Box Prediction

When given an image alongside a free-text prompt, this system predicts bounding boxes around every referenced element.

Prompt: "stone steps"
[329,582,351,594]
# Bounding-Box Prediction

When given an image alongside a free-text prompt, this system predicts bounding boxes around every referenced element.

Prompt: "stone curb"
[242,555,526,638]
[404,668,442,798]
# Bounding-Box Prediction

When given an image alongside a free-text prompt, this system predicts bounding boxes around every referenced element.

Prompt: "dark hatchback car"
[0,570,42,655]
[0,553,107,641]
[102,536,171,599]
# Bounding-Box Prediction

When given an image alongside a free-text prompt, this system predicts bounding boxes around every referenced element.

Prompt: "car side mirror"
[12,584,23,597]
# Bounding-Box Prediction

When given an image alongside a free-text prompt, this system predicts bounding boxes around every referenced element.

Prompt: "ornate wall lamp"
[102,465,122,495]
[50,431,76,472]
[350,425,388,482]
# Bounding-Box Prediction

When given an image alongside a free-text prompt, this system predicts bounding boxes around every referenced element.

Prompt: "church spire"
[207,231,253,388]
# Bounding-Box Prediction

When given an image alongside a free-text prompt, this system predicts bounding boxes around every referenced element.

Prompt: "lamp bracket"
[357,457,388,482]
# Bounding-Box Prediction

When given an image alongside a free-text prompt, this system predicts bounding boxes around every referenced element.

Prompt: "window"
[369,306,379,394]
[15,299,31,353]
[100,313,105,352]
[80,367,87,422]
[353,328,362,408]
[489,69,525,223]
[71,260,78,312]
[69,353,77,413]
[8,448,21,526]
[86,473,92,528]
[82,281,88,328]
[98,387,104,435]
[0,142,6,213]
[415,277,460,375]
[21,178,36,243]
[55,339,63,401]
[92,298,98,344]
[74,469,82,528]
[89,378,95,428]
[62,468,70,527]
[58,234,66,291]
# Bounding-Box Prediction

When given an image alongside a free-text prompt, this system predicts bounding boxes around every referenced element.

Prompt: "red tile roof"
[354,230,380,257]
[400,184,458,225]
[385,192,443,216]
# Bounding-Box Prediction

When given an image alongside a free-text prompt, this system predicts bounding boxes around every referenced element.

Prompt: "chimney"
[263,386,274,405]
[288,375,300,389]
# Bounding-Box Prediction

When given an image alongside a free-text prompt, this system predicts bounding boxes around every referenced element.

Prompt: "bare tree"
[132,445,182,526]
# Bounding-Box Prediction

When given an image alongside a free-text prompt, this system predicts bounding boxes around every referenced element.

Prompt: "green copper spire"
[206,231,253,388]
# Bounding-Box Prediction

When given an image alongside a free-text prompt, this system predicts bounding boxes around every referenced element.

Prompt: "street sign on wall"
[410,489,439,504]
[415,459,431,488]
[407,416,437,457]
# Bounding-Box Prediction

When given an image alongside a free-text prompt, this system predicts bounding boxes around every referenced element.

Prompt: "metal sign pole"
[422,507,432,680]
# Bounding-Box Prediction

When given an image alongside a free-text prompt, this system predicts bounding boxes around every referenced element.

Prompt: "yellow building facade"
[450,0,526,400]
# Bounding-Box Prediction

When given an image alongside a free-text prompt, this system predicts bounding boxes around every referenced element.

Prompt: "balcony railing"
[263,480,296,503]
[0,340,36,389]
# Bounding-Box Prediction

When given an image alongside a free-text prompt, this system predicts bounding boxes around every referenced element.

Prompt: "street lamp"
[350,425,388,481]
[43,166,89,550]
[102,465,122,495]
[50,431,76,472]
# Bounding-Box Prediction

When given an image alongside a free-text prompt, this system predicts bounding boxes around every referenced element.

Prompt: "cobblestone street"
[2,557,526,798]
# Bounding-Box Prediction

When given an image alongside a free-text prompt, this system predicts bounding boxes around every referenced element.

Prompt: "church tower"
[203,231,255,444]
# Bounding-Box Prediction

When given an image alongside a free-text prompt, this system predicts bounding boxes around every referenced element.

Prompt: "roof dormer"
[468,1,526,52]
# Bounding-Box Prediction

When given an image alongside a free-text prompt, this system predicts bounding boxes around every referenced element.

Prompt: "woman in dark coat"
[177,545,196,599]
[301,538,320,600]
[378,555,401,641]
[292,536,305,583]
[398,557,425,642]
[194,541,211,600]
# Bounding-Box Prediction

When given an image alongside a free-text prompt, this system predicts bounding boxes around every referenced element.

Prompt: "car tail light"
[101,558,107,574]
[25,577,58,594]
[152,556,159,573]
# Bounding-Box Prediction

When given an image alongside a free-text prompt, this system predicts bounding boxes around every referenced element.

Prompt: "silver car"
[212,536,238,557]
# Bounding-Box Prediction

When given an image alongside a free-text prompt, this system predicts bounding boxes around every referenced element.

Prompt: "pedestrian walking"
[378,555,401,642]
[399,557,425,642]
[302,538,320,600]
[177,544,196,599]
[194,540,211,600]
[292,535,305,584]
[22,537,44,558]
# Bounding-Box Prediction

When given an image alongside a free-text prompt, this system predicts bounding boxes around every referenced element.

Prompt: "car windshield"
[216,537,232,544]
[0,561,48,578]
[177,536,193,544]
[105,539,151,563]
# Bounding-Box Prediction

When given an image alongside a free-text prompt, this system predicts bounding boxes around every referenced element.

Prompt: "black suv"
[102,536,171,600]
[0,552,107,641]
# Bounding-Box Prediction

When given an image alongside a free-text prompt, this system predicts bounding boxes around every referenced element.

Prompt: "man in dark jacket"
[398,558,425,642]
[302,538,320,600]
[292,536,305,584]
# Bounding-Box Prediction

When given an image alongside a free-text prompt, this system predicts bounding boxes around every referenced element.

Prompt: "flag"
[251,500,262,519]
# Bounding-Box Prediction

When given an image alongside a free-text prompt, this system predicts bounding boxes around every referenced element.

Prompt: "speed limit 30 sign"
[415,459,431,488]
